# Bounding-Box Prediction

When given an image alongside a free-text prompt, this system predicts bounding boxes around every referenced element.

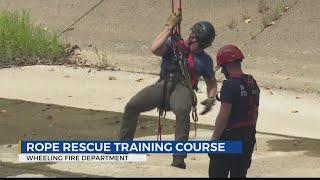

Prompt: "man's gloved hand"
[165,11,182,29]
[200,97,216,115]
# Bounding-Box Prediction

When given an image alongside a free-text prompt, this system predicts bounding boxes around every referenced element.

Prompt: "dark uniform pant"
[119,80,192,158]
[209,126,256,178]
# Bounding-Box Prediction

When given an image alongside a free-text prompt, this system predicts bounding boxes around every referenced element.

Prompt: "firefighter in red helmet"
[208,45,260,178]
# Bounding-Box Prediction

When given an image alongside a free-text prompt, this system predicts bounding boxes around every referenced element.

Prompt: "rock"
[244,18,252,24]
[109,76,117,80]
[1,109,7,113]
[268,21,276,26]
[191,156,197,160]
[135,78,144,82]
[106,66,120,71]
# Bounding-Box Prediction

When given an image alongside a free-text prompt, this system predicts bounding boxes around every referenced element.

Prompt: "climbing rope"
[58,0,105,37]
[157,0,199,141]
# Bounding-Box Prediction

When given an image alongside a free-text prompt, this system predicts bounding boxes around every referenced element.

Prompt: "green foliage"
[94,46,109,69]
[260,0,286,29]
[258,0,269,13]
[0,10,64,63]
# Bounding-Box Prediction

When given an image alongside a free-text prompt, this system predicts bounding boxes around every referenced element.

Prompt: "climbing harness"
[157,0,199,141]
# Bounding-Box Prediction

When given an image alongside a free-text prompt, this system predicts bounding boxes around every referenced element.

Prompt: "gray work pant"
[119,80,192,158]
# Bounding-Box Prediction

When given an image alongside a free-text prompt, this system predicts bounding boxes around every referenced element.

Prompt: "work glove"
[200,97,216,115]
[165,11,182,29]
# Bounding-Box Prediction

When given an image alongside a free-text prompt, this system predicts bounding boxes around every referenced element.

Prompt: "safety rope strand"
[157,113,162,141]
[157,110,167,141]
[58,0,105,37]
[162,0,199,139]
[178,57,198,138]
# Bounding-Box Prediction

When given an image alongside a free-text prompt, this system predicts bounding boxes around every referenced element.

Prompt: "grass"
[271,8,281,22]
[261,12,272,28]
[0,10,64,65]
[94,46,110,69]
[249,32,256,40]
[260,0,286,29]
[272,0,286,21]
[258,0,269,13]
[227,17,236,29]
[242,9,251,21]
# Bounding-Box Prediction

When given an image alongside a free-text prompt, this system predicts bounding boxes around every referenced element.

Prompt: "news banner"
[18,141,242,162]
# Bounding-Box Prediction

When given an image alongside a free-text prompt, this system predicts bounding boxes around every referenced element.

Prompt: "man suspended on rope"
[208,45,260,178]
[119,11,217,169]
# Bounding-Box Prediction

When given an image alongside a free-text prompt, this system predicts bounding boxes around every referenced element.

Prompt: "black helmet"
[190,21,215,49]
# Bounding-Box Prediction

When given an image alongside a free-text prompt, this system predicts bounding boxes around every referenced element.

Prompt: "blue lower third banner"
[20,141,242,154]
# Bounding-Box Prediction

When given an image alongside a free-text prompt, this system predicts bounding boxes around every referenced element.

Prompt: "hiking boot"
[171,157,186,169]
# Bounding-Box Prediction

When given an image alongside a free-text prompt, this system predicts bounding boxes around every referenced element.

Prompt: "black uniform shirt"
[220,76,260,127]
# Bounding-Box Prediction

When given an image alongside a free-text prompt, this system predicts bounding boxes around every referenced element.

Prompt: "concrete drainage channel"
[0,0,320,178]
[0,66,320,177]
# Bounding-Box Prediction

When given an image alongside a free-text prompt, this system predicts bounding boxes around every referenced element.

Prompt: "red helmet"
[216,45,244,70]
